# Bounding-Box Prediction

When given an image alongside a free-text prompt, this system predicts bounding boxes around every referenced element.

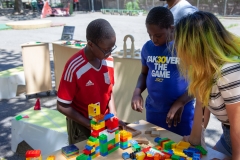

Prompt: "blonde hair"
[174,11,240,106]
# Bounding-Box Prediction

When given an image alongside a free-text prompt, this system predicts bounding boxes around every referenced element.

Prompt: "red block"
[83,149,91,155]
[105,118,119,130]
[142,147,151,153]
[91,131,99,138]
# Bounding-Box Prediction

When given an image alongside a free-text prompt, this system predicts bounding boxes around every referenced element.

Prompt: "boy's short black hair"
[146,6,173,28]
[86,19,115,44]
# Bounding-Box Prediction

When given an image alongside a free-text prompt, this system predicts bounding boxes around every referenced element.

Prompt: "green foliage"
[226,23,238,29]
[126,1,133,10]
[125,0,140,10]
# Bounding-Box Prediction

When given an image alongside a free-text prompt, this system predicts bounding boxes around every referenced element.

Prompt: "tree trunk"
[14,0,24,13]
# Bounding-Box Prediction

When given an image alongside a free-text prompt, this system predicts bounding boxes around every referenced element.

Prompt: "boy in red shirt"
[57,19,119,144]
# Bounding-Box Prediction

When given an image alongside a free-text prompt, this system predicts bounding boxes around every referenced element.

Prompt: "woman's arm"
[226,102,240,159]
[187,99,208,145]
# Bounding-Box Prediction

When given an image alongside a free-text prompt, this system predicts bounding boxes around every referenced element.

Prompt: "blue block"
[100,139,107,144]
[122,152,130,159]
[154,137,161,143]
[104,113,114,121]
[100,152,108,157]
[115,142,119,147]
[180,158,185,160]
[188,147,201,153]
[85,145,93,151]
[129,140,138,146]
[193,153,201,160]
[120,145,129,150]
[61,144,79,154]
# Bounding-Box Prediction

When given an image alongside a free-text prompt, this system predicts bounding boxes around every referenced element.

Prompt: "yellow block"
[88,103,100,117]
[136,151,145,160]
[87,140,95,147]
[115,133,120,143]
[176,141,190,150]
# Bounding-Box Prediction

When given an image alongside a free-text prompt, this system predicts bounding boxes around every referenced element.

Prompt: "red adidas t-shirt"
[57,49,114,118]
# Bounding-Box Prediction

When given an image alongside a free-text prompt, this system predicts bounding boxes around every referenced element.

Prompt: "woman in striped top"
[174,11,240,159]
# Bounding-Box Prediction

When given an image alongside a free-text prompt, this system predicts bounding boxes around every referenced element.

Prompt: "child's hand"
[131,94,144,112]
[166,104,184,127]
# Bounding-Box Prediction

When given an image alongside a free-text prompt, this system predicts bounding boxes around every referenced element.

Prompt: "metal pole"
[101,0,103,9]
[197,0,199,9]
[117,0,119,11]
[224,0,227,16]
[91,0,94,12]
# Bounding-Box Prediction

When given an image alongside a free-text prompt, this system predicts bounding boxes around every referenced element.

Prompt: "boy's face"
[146,24,173,46]
[92,36,116,60]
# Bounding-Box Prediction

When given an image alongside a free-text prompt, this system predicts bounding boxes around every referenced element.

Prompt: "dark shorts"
[66,118,91,145]
[215,124,232,157]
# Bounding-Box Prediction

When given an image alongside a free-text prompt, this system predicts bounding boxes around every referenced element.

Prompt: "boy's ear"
[87,40,93,47]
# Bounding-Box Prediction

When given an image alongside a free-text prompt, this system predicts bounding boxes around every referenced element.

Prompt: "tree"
[14,0,24,13]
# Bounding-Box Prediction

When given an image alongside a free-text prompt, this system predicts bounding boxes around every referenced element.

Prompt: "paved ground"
[0,11,240,159]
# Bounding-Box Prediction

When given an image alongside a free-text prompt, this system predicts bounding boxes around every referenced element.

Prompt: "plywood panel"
[52,42,81,91]
[113,56,148,123]
[21,42,52,95]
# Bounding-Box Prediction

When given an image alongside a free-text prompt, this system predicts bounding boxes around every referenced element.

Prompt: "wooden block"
[145,128,156,134]
[120,125,142,137]
[150,131,160,137]
[135,137,149,145]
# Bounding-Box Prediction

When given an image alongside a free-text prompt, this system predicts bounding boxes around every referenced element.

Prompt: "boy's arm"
[131,65,149,112]
[57,101,90,129]
[166,91,194,127]
[134,65,149,94]
[108,93,117,116]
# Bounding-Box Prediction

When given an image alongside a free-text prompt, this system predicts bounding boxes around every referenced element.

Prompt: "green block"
[171,154,180,160]
[15,115,22,121]
[108,145,119,154]
[132,144,141,152]
[195,145,208,155]
[164,141,175,150]
[99,134,107,141]
[115,130,119,134]
[158,138,170,145]
[89,136,97,142]
[120,141,128,146]
[76,154,89,160]
[107,138,115,146]
[100,143,108,153]
[91,120,97,125]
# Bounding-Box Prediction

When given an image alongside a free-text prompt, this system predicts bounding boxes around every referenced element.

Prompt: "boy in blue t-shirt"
[131,6,194,136]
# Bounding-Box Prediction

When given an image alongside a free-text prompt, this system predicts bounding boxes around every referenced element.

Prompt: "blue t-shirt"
[141,40,192,112]
[141,40,194,136]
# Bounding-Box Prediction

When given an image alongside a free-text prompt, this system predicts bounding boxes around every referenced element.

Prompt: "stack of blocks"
[120,130,132,149]
[61,144,79,159]
[122,137,207,160]
[77,103,132,160]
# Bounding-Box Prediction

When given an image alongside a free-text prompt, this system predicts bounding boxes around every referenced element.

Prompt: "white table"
[11,107,68,155]
[0,66,25,99]
[43,120,228,160]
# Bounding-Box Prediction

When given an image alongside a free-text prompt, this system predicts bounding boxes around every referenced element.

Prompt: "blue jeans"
[215,124,232,157]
